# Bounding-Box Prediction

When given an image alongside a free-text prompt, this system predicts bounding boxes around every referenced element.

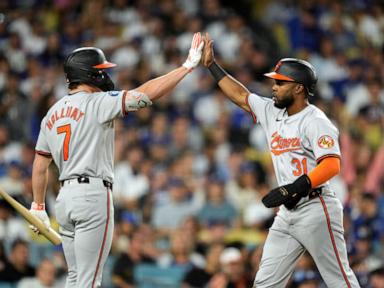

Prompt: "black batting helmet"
[264,58,317,96]
[64,47,116,92]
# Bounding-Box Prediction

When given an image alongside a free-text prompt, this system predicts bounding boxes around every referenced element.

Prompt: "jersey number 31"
[292,158,308,176]
[57,124,71,161]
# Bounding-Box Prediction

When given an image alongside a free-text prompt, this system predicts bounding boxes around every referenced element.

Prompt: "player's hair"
[68,82,80,90]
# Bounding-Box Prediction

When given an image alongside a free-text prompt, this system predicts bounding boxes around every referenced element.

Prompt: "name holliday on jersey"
[46,106,85,130]
[270,132,301,156]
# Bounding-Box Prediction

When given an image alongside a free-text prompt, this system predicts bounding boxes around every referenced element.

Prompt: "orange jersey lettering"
[46,106,85,130]
[270,132,302,156]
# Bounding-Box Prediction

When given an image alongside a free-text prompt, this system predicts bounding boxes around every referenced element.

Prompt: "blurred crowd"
[0,0,383,287]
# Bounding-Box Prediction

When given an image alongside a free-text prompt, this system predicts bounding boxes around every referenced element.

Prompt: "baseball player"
[201,33,360,287]
[29,33,204,288]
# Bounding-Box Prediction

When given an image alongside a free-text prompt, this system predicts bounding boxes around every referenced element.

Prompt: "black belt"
[60,176,113,190]
[308,187,323,200]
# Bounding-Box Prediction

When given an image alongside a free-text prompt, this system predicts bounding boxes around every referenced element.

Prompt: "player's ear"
[295,84,305,95]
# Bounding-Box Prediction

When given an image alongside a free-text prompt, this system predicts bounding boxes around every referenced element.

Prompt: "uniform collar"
[281,105,312,123]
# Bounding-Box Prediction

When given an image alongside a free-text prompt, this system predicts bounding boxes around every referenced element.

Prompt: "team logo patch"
[317,135,334,149]
[108,91,120,97]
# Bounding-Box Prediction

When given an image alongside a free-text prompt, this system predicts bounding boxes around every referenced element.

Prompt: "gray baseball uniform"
[35,90,131,287]
[247,94,360,287]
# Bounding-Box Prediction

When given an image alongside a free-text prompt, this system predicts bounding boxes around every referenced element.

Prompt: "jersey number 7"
[57,124,72,161]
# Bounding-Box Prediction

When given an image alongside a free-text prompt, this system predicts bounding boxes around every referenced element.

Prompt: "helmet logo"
[274,61,282,72]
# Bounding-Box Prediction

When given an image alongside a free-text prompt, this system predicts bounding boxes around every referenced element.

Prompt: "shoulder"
[45,96,67,115]
[311,105,335,124]
[87,90,123,102]
[248,93,281,115]
[105,90,121,97]
[248,93,273,105]
[304,105,338,131]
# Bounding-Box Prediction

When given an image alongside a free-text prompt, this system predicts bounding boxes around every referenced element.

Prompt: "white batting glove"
[125,90,152,111]
[29,202,51,234]
[182,32,205,71]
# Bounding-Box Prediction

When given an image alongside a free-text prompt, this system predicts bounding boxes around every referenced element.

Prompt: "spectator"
[182,242,224,288]
[0,161,25,197]
[0,72,30,141]
[152,177,198,235]
[226,161,263,213]
[242,184,274,229]
[0,239,34,283]
[0,201,29,245]
[17,258,63,288]
[112,228,156,288]
[0,240,6,276]
[197,177,237,227]
[352,193,384,254]
[114,145,150,211]
[369,267,384,288]
[207,247,253,288]
[157,229,205,270]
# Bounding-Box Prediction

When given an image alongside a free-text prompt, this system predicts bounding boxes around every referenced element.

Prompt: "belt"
[308,187,323,200]
[60,176,113,190]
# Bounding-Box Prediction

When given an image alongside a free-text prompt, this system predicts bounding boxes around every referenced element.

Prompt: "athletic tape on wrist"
[32,202,45,211]
[208,61,227,83]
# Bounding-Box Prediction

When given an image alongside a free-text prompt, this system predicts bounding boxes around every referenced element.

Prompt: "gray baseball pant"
[55,178,114,288]
[254,194,360,288]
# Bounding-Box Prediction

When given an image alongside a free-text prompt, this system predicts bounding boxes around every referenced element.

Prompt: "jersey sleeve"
[35,117,52,156]
[305,117,341,163]
[92,91,127,123]
[246,93,274,126]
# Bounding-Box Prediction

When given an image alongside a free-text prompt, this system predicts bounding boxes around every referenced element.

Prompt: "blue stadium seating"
[134,264,187,288]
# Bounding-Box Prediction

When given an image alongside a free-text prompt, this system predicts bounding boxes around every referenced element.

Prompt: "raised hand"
[201,32,214,67]
[182,32,205,70]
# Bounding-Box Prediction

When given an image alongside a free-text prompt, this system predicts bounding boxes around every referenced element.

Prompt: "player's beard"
[273,94,294,109]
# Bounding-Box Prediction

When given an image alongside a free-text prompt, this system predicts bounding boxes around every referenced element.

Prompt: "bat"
[0,188,62,245]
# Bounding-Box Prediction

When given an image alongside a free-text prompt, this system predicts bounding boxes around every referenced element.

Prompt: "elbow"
[33,153,52,175]
[232,85,250,100]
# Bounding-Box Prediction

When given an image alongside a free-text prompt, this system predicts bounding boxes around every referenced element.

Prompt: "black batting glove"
[262,174,312,210]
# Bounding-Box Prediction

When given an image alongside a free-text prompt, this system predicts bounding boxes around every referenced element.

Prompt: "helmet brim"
[264,72,295,82]
[93,61,117,69]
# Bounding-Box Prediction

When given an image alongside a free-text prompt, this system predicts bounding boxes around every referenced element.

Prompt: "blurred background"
[0,0,383,287]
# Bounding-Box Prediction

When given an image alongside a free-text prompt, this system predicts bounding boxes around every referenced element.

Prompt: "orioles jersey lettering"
[46,106,85,130]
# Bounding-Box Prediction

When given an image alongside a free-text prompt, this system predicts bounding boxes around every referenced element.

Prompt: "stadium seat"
[0,282,16,288]
[134,264,187,288]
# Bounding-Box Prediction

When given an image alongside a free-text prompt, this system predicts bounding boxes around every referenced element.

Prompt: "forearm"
[209,61,251,112]
[135,66,190,101]
[32,168,49,204]
[218,75,251,111]
[32,154,51,204]
[308,157,340,188]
